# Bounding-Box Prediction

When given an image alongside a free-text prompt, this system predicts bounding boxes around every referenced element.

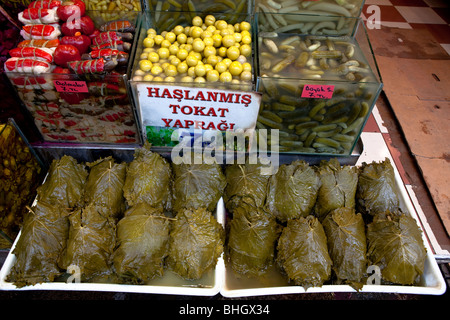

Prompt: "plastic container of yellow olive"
[128,11,256,90]
[254,14,383,156]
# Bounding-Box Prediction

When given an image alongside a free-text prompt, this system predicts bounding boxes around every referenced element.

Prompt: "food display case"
[5,8,142,146]
[255,13,383,156]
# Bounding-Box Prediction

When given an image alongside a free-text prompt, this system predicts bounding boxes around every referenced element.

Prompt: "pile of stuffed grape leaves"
[227,203,281,277]
[266,160,320,222]
[367,211,427,285]
[172,162,226,213]
[224,163,271,212]
[113,203,171,284]
[357,158,400,216]
[277,215,332,288]
[322,207,367,286]
[167,207,224,280]
[315,159,358,221]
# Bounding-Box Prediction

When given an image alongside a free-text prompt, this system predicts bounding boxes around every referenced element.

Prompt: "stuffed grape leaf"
[322,207,367,286]
[357,158,400,216]
[8,200,69,287]
[37,155,87,209]
[113,203,171,284]
[367,211,427,285]
[84,157,127,219]
[315,158,358,221]
[227,203,281,277]
[123,143,172,210]
[167,207,224,280]
[277,215,332,288]
[266,160,320,222]
[224,163,271,212]
[172,162,226,213]
[62,203,116,282]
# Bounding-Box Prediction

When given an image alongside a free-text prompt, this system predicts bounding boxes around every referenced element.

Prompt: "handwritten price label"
[53,80,88,93]
[301,84,334,99]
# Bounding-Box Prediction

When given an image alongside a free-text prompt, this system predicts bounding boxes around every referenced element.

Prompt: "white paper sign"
[135,83,261,133]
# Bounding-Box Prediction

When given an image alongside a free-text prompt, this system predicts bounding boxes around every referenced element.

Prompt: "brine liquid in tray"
[258,33,377,83]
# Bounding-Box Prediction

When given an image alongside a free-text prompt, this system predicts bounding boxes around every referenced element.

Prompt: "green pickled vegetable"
[322,207,366,287]
[227,204,281,277]
[8,200,69,287]
[167,207,224,280]
[224,163,271,212]
[113,203,171,284]
[266,160,320,222]
[367,211,427,285]
[315,158,358,220]
[357,158,400,216]
[123,143,172,210]
[277,215,332,288]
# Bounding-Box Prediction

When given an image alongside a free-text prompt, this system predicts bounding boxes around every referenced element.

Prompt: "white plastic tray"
[220,133,447,297]
[0,199,225,297]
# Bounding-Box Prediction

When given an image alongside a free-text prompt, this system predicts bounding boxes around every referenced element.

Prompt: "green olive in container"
[255,13,383,155]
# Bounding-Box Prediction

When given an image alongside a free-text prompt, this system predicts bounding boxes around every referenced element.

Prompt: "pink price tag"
[53,80,88,93]
[301,84,334,99]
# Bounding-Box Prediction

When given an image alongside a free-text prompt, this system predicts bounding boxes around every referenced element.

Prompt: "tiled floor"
[361,0,450,55]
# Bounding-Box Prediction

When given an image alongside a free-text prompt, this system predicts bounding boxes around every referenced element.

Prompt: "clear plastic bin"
[255,14,382,156]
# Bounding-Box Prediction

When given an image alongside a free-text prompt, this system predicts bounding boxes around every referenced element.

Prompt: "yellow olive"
[150,65,163,75]
[164,64,178,77]
[194,63,206,77]
[206,54,219,66]
[203,37,214,47]
[194,76,206,83]
[148,51,160,63]
[147,28,156,35]
[177,61,188,73]
[215,61,228,73]
[177,48,189,60]
[169,44,179,55]
[177,33,187,44]
[203,45,216,58]
[143,37,155,48]
[219,71,232,83]
[226,46,240,60]
[240,21,251,32]
[186,55,199,67]
[165,31,176,43]
[143,74,154,81]
[139,60,153,72]
[206,69,219,82]
[212,34,222,47]
[240,44,252,57]
[173,25,184,35]
[192,16,203,27]
[170,57,181,66]
[192,38,205,52]
[158,47,170,59]
[215,20,228,30]
[222,34,235,48]
[229,61,243,76]
[242,62,252,72]
[204,15,216,26]
[218,46,227,57]
[240,70,252,81]
[154,35,164,45]
[165,76,176,82]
